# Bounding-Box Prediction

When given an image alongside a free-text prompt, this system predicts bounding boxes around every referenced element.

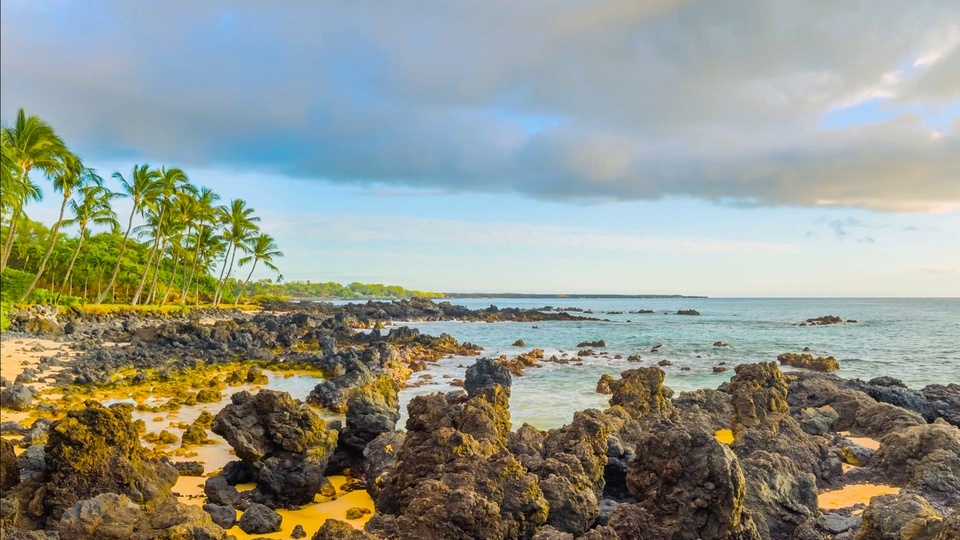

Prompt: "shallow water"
[386,297,959,429]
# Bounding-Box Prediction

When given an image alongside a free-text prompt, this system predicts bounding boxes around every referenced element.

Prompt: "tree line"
[1,108,282,307]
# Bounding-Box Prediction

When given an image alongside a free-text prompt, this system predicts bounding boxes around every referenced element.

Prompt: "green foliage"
[27,287,84,308]
[0,267,33,302]
[0,302,11,331]
[248,279,444,300]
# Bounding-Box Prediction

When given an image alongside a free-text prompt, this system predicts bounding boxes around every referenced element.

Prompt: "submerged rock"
[778,352,840,372]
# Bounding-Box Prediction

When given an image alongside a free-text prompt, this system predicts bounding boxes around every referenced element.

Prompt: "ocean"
[384,297,960,429]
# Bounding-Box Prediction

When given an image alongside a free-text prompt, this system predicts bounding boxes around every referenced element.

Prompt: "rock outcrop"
[57,493,226,540]
[856,493,945,540]
[211,389,338,508]
[870,422,960,508]
[606,420,760,540]
[0,439,19,493]
[369,358,549,539]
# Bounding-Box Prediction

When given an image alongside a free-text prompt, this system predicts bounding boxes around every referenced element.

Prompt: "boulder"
[607,420,759,540]
[237,503,282,534]
[26,402,177,524]
[57,493,226,540]
[464,357,512,397]
[211,389,338,507]
[740,450,818,539]
[921,383,960,426]
[362,431,405,499]
[173,461,204,477]
[857,493,944,540]
[0,439,19,493]
[777,353,840,372]
[337,375,400,468]
[311,518,376,539]
[0,386,33,411]
[202,503,236,529]
[871,423,960,507]
[371,381,548,539]
[203,476,240,507]
[799,406,839,436]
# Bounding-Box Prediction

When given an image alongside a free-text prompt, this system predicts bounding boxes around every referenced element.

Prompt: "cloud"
[268,213,796,255]
[1,0,959,211]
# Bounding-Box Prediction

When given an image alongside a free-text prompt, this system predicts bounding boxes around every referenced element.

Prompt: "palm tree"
[1,108,65,271]
[130,167,189,305]
[20,154,101,301]
[234,233,282,305]
[182,187,221,304]
[56,185,118,302]
[191,226,225,305]
[97,164,161,304]
[213,199,260,306]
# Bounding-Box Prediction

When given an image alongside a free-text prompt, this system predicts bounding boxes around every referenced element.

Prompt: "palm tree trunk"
[234,259,259,306]
[1,211,20,271]
[98,207,136,304]
[20,195,69,301]
[161,249,181,305]
[178,244,191,304]
[183,223,204,304]
[216,244,238,307]
[147,237,168,305]
[212,248,231,306]
[56,232,85,303]
[131,206,165,305]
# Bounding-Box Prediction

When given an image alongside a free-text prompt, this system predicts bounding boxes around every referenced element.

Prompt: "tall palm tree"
[56,185,118,302]
[234,233,282,305]
[191,226,225,305]
[130,167,189,305]
[20,154,101,301]
[97,164,161,304]
[182,187,221,304]
[213,199,260,306]
[1,108,66,271]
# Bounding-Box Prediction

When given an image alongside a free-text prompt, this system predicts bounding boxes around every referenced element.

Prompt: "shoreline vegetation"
[1,298,957,539]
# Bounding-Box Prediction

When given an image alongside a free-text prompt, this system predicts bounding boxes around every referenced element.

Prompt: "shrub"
[0,268,34,302]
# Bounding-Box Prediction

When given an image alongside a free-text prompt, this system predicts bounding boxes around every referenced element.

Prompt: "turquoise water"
[389,298,960,429]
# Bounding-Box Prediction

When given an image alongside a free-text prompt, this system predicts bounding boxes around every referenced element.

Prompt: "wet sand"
[0,337,73,423]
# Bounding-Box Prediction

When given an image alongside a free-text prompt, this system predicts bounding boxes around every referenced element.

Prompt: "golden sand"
[715,429,734,444]
[838,431,881,451]
[819,484,900,510]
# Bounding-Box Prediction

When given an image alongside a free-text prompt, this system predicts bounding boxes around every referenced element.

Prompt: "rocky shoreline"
[0,299,958,540]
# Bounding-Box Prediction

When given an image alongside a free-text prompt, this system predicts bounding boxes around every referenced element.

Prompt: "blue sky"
[2,1,959,296]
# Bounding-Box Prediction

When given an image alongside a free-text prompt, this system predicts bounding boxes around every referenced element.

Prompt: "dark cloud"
[2,0,958,211]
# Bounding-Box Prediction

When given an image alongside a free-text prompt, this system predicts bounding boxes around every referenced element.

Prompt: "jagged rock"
[238,503,282,534]
[596,374,615,395]
[372,380,548,539]
[202,503,236,529]
[818,513,861,534]
[730,363,789,435]
[464,357,512,397]
[800,406,839,436]
[0,497,18,526]
[1,439,19,493]
[291,523,306,538]
[853,402,926,439]
[307,352,374,412]
[0,386,33,411]
[17,445,44,481]
[740,450,818,539]
[607,420,759,540]
[204,475,241,507]
[778,353,840,372]
[731,363,842,486]
[58,493,226,540]
[173,461,204,477]
[857,493,944,540]
[607,367,673,416]
[311,518,375,539]
[337,375,400,468]
[18,402,177,524]
[674,388,734,432]
[922,384,960,427]
[533,525,575,539]
[849,377,933,422]
[211,389,338,507]
[362,431,404,499]
[871,423,960,507]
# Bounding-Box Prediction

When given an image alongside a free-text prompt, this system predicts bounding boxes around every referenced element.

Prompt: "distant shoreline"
[440,293,708,299]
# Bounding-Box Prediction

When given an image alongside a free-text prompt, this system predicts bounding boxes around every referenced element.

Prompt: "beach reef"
[0,299,957,540]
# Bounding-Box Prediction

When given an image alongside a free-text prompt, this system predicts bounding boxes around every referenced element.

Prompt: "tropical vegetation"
[1,108,443,317]
[1,107,282,309]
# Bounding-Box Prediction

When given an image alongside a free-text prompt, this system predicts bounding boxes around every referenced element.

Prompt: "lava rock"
[237,503,282,534]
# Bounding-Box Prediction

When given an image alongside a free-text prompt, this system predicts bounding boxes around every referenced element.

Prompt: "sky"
[1,0,959,297]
